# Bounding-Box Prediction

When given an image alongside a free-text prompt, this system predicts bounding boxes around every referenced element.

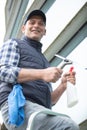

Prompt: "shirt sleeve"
[0,39,21,83]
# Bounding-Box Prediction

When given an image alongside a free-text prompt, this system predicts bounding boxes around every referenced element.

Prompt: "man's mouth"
[32,30,40,33]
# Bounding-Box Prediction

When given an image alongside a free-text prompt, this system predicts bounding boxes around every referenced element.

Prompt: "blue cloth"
[8,84,26,127]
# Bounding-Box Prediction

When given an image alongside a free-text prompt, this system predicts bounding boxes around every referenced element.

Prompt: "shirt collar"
[21,36,42,52]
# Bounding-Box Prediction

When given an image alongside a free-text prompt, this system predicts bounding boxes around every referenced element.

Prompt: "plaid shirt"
[0,39,21,83]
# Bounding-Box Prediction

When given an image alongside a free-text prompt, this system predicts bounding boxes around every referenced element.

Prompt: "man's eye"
[29,20,45,26]
[29,21,35,25]
[39,22,44,26]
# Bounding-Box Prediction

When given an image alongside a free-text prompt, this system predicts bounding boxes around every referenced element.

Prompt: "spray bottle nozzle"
[69,66,74,72]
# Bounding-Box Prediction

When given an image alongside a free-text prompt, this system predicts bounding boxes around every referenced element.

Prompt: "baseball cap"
[24,10,46,25]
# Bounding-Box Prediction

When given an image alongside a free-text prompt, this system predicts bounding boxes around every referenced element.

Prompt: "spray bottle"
[66,67,78,107]
[55,54,78,107]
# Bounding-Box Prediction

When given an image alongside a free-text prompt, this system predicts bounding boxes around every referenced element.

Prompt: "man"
[0,10,79,130]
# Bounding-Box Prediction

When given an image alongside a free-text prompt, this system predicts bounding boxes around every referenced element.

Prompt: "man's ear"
[21,25,25,33]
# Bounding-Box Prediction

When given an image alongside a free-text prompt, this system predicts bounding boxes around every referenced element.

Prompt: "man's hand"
[61,71,76,87]
[42,67,63,83]
[66,71,76,85]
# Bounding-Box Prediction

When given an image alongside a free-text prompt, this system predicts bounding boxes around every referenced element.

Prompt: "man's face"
[22,15,46,41]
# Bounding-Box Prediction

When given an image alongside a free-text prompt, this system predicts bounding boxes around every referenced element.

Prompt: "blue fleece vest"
[16,36,52,109]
